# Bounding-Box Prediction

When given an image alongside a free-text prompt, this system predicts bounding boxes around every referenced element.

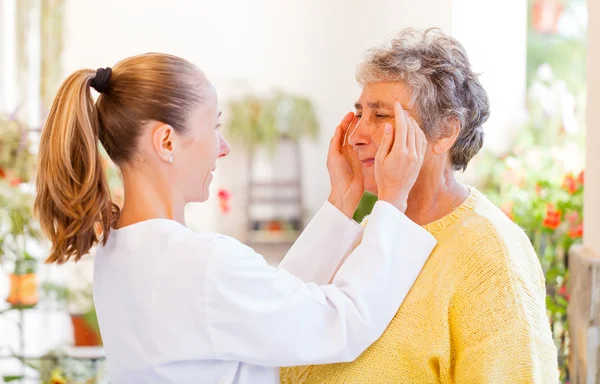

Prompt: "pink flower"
[577,170,584,185]
[566,211,580,224]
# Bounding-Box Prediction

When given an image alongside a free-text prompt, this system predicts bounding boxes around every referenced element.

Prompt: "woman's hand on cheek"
[327,112,365,218]
[375,103,427,213]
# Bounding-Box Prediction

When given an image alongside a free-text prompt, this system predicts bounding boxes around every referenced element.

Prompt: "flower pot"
[532,0,564,34]
[70,314,102,346]
[6,273,39,307]
[266,221,283,231]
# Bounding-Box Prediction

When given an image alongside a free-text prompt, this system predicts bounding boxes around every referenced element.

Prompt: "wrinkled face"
[348,81,432,195]
[173,84,230,202]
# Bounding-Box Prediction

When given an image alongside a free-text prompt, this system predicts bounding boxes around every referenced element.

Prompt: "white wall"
[453,0,528,155]
[451,0,528,185]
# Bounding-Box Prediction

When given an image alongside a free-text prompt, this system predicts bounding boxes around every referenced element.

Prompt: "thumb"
[375,123,394,163]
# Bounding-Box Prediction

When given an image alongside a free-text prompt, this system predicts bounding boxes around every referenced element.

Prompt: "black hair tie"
[90,67,112,93]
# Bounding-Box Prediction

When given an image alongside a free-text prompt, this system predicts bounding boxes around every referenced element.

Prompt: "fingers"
[329,124,343,154]
[345,114,360,146]
[394,102,408,152]
[406,111,416,154]
[375,123,394,164]
[346,140,363,173]
[330,112,354,153]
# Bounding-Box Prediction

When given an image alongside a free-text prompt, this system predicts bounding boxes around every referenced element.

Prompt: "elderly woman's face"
[348,81,429,195]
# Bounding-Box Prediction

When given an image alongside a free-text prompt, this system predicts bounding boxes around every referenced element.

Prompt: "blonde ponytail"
[35,69,117,264]
[35,53,207,263]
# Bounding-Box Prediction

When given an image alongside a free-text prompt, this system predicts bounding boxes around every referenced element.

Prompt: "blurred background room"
[0,0,597,383]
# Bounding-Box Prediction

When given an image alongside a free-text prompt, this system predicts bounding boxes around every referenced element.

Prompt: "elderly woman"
[280,29,558,384]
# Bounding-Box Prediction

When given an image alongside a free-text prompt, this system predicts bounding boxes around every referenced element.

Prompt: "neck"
[404,165,469,226]
[116,167,186,228]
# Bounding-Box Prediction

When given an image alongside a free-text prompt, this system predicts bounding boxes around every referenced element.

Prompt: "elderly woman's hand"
[327,112,364,218]
[375,103,427,213]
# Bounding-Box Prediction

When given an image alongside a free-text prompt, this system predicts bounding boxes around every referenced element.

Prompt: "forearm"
[278,201,363,284]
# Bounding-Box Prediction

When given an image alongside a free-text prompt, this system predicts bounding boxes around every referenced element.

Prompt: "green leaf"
[3,376,24,382]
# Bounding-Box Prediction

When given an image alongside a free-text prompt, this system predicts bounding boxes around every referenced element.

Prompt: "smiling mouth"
[361,158,375,167]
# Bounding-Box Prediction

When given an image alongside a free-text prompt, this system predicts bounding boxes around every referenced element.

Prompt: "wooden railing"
[568,245,600,384]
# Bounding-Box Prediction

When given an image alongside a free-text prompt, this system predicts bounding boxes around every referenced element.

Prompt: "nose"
[347,116,371,148]
[218,132,231,158]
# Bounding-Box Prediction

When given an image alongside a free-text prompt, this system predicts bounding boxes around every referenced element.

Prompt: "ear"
[432,117,460,155]
[150,122,175,163]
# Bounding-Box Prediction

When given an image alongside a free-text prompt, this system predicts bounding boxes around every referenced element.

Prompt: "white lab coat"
[93,200,436,383]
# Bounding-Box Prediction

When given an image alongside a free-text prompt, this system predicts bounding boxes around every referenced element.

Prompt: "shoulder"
[165,224,251,253]
[147,224,260,270]
[451,190,545,294]
[161,229,273,292]
[451,190,534,261]
[469,191,537,262]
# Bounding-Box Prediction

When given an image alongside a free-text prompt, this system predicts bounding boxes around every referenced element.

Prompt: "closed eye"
[215,123,222,130]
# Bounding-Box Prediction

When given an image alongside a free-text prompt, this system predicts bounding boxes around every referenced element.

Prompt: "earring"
[168,155,174,163]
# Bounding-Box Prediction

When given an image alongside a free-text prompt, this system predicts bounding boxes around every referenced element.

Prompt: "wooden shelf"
[247,230,300,244]
[249,181,300,188]
[245,138,304,247]
[248,196,301,205]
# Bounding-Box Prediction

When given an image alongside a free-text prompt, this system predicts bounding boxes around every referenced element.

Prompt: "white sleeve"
[277,201,364,284]
[204,200,436,367]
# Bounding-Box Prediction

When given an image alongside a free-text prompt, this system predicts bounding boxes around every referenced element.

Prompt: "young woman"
[34,53,434,383]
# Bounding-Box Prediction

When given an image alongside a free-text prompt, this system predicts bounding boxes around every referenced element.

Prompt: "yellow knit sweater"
[280,188,558,384]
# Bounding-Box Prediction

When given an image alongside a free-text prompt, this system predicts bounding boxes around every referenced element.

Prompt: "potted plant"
[226,91,320,152]
[70,301,102,347]
[6,251,39,307]
[42,282,102,347]
[0,114,42,307]
[1,190,41,308]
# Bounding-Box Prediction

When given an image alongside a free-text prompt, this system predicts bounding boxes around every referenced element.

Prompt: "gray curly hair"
[356,28,490,171]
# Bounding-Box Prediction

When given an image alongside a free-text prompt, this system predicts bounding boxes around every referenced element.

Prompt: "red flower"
[569,223,583,239]
[558,284,571,302]
[0,167,5,179]
[543,217,561,230]
[217,189,231,215]
[558,285,567,296]
[218,189,231,201]
[563,173,578,194]
[543,204,561,230]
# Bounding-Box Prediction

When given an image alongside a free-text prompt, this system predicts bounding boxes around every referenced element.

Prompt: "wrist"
[328,189,362,219]
[378,191,408,213]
